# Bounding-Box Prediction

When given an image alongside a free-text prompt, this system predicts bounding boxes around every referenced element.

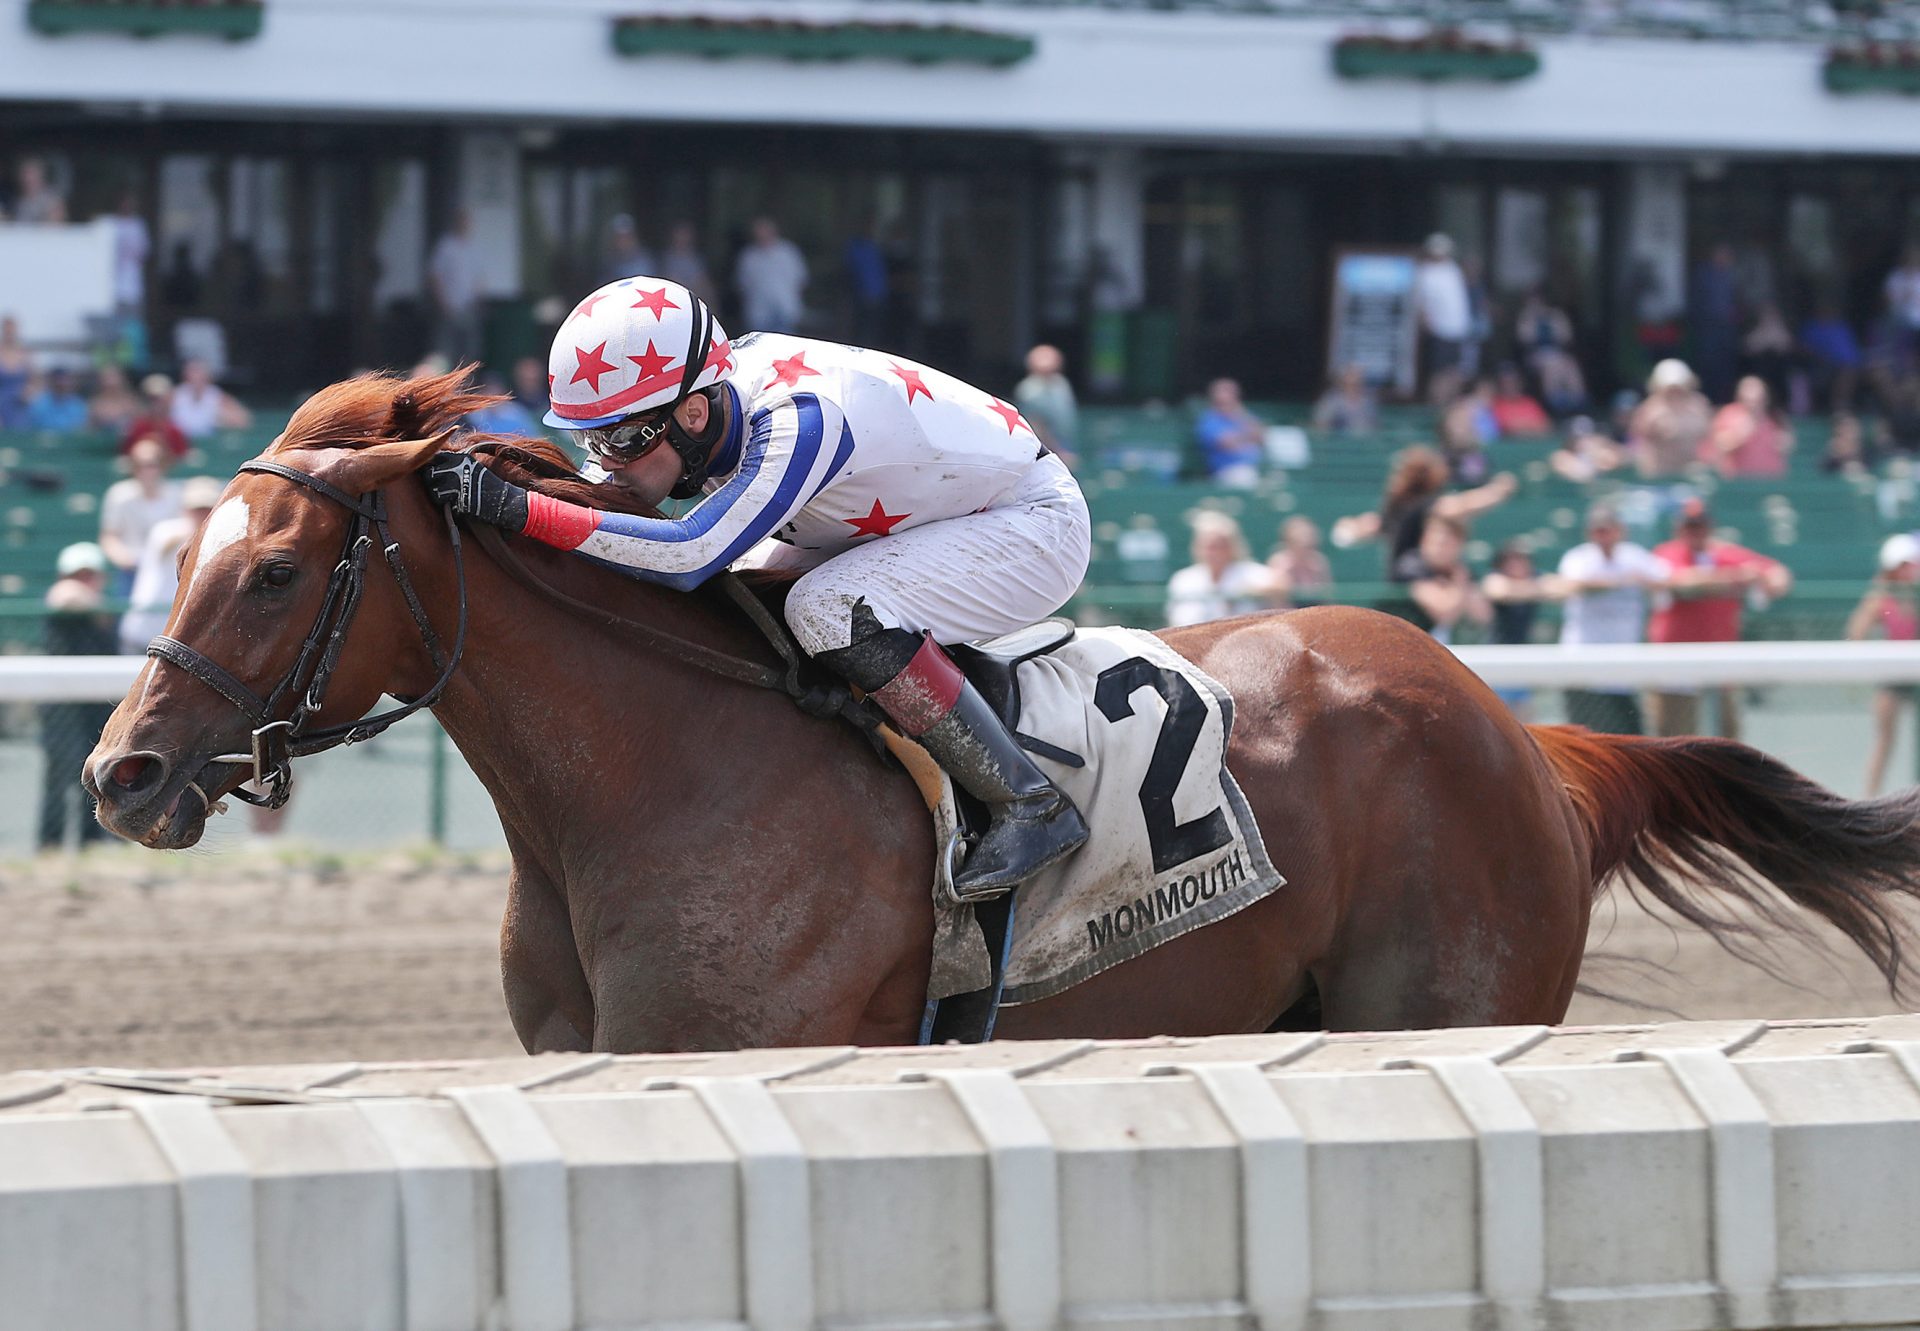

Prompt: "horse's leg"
[500,858,594,1053]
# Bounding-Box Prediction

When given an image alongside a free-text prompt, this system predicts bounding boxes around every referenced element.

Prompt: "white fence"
[4,1017,1920,1331]
[12,640,1920,704]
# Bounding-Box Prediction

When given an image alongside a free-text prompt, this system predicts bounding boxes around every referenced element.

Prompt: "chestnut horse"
[84,372,1920,1051]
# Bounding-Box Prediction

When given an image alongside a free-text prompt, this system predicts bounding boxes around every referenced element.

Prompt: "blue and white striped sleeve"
[571,393,851,592]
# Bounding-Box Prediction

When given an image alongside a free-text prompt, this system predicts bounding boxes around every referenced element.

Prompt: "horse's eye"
[262,563,296,589]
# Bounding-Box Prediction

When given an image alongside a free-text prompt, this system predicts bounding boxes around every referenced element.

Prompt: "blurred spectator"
[1798,300,1862,411]
[1195,377,1266,488]
[1310,364,1377,435]
[1556,502,1664,734]
[660,221,714,303]
[735,217,808,334]
[0,315,35,428]
[1014,344,1079,466]
[1848,533,1920,796]
[1549,416,1625,484]
[1702,375,1789,478]
[466,371,536,435]
[428,207,482,366]
[1439,378,1497,482]
[842,216,890,345]
[510,355,549,419]
[1165,512,1275,627]
[13,156,65,225]
[1630,358,1712,479]
[1880,375,1920,456]
[88,364,141,434]
[1514,288,1589,417]
[169,358,251,439]
[99,438,182,596]
[38,542,116,853]
[1415,233,1472,407]
[118,476,222,655]
[1820,412,1878,478]
[26,366,87,433]
[111,189,150,319]
[1490,365,1552,437]
[1690,242,1741,403]
[1740,302,1796,406]
[1394,514,1490,646]
[1885,244,1920,353]
[1482,541,1560,717]
[1646,501,1792,740]
[602,213,656,286]
[1266,516,1333,607]
[1460,254,1492,381]
[119,373,190,459]
[1332,444,1515,580]
[161,240,202,310]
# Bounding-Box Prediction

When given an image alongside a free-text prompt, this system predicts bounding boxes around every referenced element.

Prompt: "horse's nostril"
[109,752,166,795]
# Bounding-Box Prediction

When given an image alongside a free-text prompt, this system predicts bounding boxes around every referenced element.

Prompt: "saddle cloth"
[926,624,1286,1005]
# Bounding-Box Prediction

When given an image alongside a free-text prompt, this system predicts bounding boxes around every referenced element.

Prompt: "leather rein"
[145,452,820,812]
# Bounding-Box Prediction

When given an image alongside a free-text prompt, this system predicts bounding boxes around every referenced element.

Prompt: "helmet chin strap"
[660,297,720,500]
[664,389,726,501]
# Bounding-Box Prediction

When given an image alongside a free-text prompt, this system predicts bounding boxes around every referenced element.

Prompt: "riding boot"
[821,626,1089,897]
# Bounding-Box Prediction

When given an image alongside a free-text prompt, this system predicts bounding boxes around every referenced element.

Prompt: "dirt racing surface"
[0,847,1913,1074]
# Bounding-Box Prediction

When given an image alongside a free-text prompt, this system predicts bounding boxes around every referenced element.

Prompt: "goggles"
[576,411,674,467]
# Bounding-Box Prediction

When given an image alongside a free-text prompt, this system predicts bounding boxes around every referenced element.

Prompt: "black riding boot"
[922,679,1090,897]
[821,622,1089,897]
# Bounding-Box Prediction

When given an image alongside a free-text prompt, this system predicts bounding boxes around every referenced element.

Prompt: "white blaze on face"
[186,496,250,595]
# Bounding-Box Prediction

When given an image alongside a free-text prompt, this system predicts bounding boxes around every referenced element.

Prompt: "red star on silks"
[844,498,910,538]
[985,397,1030,434]
[766,351,821,389]
[571,292,609,322]
[630,287,680,320]
[628,340,676,383]
[571,341,619,392]
[889,362,933,405]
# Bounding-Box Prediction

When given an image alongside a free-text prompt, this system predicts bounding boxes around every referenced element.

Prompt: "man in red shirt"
[1646,500,1792,739]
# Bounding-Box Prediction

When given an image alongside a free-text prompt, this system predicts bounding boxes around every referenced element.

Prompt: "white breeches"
[781,453,1091,654]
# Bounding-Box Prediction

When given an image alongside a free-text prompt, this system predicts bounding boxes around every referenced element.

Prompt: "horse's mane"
[274,366,659,518]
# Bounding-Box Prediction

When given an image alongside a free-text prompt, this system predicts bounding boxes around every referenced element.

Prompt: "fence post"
[428,720,448,846]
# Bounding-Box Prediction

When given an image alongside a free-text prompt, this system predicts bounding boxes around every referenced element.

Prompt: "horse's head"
[85,368,497,848]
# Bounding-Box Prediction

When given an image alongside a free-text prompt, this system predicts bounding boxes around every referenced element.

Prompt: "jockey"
[424,277,1092,896]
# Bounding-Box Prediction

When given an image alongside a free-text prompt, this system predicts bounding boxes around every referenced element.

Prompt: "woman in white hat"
[1848,532,1920,795]
[40,542,117,850]
[1629,358,1712,480]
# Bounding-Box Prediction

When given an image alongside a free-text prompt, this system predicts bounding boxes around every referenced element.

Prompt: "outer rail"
[4,1018,1920,1331]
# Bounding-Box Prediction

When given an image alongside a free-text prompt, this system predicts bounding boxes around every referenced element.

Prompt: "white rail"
[7,641,1920,705]
[4,1018,1920,1331]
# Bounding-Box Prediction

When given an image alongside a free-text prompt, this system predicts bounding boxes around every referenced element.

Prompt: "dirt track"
[0,847,1911,1074]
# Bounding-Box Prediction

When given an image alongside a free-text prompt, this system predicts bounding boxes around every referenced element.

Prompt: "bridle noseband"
[146,457,468,810]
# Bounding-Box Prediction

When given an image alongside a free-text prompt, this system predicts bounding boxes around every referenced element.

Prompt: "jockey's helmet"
[543,276,734,491]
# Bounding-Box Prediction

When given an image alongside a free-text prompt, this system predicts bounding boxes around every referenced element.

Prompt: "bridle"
[143,442,868,816]
[145,457,468,811]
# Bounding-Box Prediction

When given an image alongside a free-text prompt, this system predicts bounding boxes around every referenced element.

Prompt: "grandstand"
[0,403,1898,648]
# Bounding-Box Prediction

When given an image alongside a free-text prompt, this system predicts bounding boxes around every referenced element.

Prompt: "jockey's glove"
[421,452,529,533]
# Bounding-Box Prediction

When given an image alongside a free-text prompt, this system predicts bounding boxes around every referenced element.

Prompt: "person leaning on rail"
[424,277,1093,898]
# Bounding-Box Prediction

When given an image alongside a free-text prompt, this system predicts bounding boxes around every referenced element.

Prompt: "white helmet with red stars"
[542,277,734,431]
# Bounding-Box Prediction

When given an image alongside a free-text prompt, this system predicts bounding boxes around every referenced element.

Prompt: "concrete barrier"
[3,1016,1920,1331]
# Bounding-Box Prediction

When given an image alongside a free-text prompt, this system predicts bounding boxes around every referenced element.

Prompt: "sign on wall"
[1326,248,1419,396]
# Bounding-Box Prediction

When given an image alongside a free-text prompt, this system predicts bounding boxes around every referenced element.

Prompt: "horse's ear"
[306,429,459,496]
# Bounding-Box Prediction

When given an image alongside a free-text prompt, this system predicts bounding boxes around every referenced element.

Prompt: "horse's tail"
[1530,723,1920,993]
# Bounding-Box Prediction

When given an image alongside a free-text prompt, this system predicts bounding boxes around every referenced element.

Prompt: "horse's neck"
[422,546,781,866]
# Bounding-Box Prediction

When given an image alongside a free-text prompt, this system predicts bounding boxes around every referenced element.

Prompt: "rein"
[147,448,839,812]
[146,459,469,810]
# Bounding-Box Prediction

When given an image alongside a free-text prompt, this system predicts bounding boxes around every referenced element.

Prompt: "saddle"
[723,579,1079,1045]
